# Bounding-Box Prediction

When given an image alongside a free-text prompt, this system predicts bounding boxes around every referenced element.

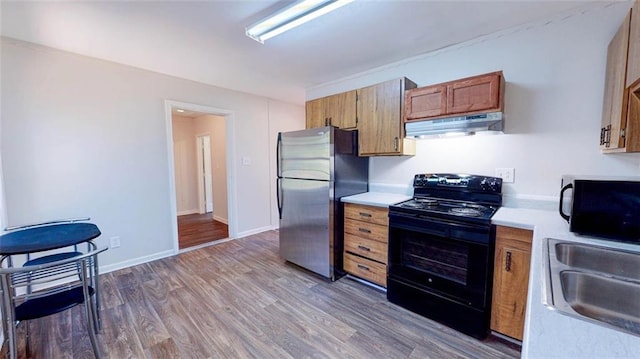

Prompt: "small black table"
[0,223,101,256]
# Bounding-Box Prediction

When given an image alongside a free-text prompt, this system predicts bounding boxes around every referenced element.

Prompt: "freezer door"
[279,177,333,278]
[278,127,331,181]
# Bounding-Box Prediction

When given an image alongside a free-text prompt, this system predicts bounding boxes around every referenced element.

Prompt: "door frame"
[164,100,237,254]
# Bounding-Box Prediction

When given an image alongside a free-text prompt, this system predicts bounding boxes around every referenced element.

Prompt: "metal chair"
[2,218,105,330]
[0,245,107,359]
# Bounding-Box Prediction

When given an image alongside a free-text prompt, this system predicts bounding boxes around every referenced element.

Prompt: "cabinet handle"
[357,245,371,251]
[358,228,371,234]
[357,264,370,271]
[394,137,399,151]
[359,212,372,218]
[324,118,329,126]
[505,251,512,272]
[602,124,612,148]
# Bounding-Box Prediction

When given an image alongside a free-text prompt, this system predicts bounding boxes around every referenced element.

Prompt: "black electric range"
[387,173,503,339]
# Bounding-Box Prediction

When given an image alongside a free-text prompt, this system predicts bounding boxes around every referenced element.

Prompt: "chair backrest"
[0,246,107,307]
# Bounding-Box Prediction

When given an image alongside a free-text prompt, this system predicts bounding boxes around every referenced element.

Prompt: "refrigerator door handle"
[277,178,283,219]
[276,132,282,178]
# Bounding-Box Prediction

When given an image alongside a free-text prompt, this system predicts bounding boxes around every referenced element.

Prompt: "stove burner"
[401,198,438,209]
[450,207,482,217]
[416,198,438,206]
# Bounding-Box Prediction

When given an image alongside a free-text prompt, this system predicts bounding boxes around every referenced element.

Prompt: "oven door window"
[403,235,469,285]
[388,216,492,308]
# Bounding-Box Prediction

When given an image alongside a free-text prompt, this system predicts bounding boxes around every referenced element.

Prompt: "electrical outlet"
[495,168,515,183]
[110,236,121,249]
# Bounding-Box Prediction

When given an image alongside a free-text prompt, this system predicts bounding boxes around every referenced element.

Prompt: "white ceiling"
[1,0,606,104]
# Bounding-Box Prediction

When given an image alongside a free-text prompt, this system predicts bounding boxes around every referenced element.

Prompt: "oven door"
[388,211,494,309]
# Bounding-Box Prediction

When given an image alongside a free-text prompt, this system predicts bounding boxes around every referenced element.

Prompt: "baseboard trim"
[213,215,228,224]
[177,209,199,216]
[99,249,175,274]
[236,225,277,239]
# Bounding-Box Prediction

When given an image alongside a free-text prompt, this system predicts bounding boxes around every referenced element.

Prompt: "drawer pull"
[357,245,371,251]
[357,264,370,271]
[358,228,371,234]
[358,212,372,218]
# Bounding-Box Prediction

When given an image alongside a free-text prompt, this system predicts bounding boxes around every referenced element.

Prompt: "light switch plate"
[242,157,251,166]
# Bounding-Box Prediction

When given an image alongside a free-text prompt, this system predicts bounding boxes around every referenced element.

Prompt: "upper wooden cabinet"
[305,90,357,129]
[357,77,417,156]
[403,85,446,119]
[405,71,504,122]
[627,0,640,88]
[601,1,640,153]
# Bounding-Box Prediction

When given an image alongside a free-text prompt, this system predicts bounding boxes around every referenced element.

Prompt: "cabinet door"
[324,90,357,129]
[357,79,404,155]
[305,98,325,129]
[601,12,631,151]
[627,0,640,88]
[490,226,532,341]
[405,85,447,120]
[447,73,501,115]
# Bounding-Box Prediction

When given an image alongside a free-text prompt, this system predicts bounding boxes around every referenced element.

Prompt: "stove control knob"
[480,178,488,190]
[488,179,498,191]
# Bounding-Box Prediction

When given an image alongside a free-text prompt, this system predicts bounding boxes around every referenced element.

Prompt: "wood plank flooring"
[4,230,521,358]
[178,213,228,249]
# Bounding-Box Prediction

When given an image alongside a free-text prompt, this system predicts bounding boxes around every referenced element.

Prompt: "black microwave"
[559,176,640,243]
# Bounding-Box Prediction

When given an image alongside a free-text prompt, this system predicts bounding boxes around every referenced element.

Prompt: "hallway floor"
[178,213,228,249]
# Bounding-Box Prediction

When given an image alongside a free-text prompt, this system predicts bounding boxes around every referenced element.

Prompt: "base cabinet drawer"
[345,203,389,226]
[344,233,388,263]
[344,218,388,243]
[344,253,387,287]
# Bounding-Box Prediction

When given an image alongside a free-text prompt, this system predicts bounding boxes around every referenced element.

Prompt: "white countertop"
[493,207,640,358]
[341,192,411,207]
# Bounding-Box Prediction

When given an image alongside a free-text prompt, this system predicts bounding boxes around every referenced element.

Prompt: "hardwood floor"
[178,213,229,249]
[5,230,521,358]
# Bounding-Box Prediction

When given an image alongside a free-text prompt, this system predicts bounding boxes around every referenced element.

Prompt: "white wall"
[172,115,199,214]
[0,38,304,271]
[307,2,640,200]
[194,114,228,222]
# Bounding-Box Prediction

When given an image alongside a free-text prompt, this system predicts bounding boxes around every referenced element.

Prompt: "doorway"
[165,100,237,252]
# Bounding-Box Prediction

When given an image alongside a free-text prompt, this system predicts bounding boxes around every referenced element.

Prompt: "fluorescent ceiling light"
[246,0,354,43]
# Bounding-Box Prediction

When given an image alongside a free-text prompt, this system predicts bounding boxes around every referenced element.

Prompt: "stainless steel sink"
[544,239,640,337]
[555,242,640,280]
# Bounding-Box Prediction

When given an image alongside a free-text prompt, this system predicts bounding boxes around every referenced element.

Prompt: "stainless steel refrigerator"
[276,126,368,280]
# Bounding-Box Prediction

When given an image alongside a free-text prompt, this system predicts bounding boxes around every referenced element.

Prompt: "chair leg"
[81,260,102,359]
[95,256,102,331]
[85,301,102,359]
[25,321,31,357]
[1,287,17,359]
[7,318,17,359]
[91,294,100,334]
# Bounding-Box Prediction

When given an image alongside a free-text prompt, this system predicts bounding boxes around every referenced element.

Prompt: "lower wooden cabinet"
[343,203,389,287]
[344,253,387,287]
[490,226,533,341]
